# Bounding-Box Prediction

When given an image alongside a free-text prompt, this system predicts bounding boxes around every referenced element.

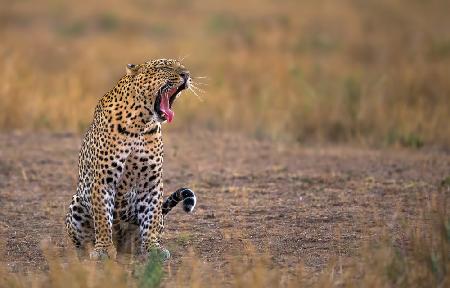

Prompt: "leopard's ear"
[126,63,139,76]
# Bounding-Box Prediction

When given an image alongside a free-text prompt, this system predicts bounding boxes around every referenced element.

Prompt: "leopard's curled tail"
[162,188,196,215]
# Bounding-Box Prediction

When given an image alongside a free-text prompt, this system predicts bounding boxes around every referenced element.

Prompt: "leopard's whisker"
[190,85,206,94]
[191,81,208,86]
[189,83,206,93]
[188,86,205,102]
[189,85,201,96]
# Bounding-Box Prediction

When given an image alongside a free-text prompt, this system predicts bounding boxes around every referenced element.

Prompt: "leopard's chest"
[114,136,163,200]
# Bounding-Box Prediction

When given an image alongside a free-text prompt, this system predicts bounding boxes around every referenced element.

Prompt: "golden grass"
[0,0,449,147]
[0,192,448,288]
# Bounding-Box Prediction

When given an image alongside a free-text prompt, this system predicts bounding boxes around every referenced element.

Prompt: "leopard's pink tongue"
[160,89,175,123]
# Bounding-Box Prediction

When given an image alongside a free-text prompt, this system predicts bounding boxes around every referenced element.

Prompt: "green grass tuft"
[138,250,165,288]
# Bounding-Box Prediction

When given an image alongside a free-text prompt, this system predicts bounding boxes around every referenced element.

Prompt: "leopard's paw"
[90,246,117,261]
[90,249,108,260]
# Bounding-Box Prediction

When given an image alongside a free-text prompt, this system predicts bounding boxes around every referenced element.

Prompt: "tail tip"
[182,193,196,213]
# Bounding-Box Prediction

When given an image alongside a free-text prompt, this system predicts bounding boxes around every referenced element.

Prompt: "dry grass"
[0,192,448,288]
[0,0,449,147]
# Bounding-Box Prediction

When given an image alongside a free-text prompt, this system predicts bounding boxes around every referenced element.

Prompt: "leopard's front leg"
[137,175,169,258]
[89,143,128,260]
[135,133,169,259]
[90,181,117,260]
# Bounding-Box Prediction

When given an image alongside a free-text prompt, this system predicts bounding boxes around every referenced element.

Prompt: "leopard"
[65,59,197,260]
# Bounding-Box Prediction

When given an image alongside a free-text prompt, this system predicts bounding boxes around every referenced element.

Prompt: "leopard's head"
[126,59,190,123]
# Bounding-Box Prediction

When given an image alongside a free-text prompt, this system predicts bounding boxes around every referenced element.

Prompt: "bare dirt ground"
[0,131,449,275]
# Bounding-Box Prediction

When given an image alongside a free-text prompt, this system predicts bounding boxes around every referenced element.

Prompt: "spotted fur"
[65,59,196,260]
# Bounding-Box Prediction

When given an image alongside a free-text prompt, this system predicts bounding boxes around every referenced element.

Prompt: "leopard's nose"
[180,71,190,83]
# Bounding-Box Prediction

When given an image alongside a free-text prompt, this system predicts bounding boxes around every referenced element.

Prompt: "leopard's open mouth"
[154,80,187,123]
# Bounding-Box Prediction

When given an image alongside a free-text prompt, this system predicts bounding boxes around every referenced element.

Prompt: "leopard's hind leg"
[66,195,94,251]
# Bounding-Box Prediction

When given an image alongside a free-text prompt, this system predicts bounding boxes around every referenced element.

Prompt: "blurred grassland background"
[0,0,449,147]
